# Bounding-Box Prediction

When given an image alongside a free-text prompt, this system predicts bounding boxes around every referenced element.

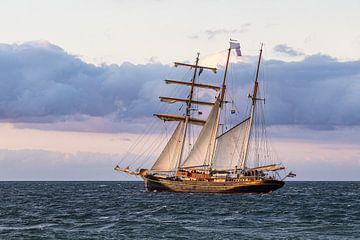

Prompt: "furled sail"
[247,164,285,172]
[154,113,206,126]
[165,80,220,91]
[159,96,215,106]
[181,99,220,168]
[211,117,250,170]
[151,121,185,171]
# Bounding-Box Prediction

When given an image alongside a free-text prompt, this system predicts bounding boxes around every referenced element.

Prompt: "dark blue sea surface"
[0,181,359,239]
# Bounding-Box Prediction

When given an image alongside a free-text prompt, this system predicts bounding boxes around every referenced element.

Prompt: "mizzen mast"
[240,43,264,170]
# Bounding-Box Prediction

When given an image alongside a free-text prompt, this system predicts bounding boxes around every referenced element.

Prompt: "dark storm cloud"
[231,54,360,128]
[273,44,304,56]
[0,41,171,122]
[0,41,359,129]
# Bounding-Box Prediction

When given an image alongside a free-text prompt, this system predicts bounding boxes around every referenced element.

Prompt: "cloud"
[205,23,251,40]
[272,140,360,181]
[0,149,137,180]
[1,141,359,180]
[228,54,360,128]
[273,44,304,56]
[188,34,199,39]
[0,41,172,124]
[0,41,360,132]
[263,54,360,127]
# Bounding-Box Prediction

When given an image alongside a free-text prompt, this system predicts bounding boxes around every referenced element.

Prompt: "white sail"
[211,117,250,170]
[181,99,220,168]
[151,121,185,171]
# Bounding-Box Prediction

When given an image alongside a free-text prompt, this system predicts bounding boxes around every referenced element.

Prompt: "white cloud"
[205,24,251,40]
[274,44,304,56]
[0,149,138,180]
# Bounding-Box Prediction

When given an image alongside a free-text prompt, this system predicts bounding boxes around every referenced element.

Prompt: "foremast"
[153,54,218,172]
[177,53,200,171]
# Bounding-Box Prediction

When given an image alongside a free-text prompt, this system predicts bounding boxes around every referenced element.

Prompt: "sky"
[0,0,359,180]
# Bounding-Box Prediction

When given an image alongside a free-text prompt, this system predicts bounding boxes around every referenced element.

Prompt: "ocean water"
[0,181,359,239]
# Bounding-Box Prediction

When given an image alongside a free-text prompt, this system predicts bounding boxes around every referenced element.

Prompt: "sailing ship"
[115,42,293,193]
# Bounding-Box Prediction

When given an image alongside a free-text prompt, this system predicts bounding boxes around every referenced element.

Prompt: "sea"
[0,181,359,239]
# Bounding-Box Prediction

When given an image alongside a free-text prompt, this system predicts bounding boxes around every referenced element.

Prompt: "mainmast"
[220,47,232,103]
[208,47,232,169]
[240,43,264,170]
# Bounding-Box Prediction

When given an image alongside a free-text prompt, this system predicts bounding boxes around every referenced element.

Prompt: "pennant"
[198,67,204,76]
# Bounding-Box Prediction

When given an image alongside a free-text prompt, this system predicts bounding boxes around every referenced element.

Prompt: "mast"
[240,43,263,170]
[220,47,232,103]
[155,53,218,171]
[209,47,232,168]
[176,53,200,170]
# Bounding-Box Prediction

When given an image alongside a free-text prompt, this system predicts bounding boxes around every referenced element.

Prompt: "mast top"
[255,43,264,84]
[219,40,241,104]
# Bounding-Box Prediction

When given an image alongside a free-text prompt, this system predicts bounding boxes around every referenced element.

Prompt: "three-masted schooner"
[115,42,290,193]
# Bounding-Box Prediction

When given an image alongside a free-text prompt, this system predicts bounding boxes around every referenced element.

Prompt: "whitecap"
[0,223,56,231]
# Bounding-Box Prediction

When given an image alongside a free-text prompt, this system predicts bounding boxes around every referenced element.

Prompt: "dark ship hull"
[143,175,284,193]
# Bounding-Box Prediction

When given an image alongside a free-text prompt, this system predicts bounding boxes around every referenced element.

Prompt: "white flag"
[230,42,242,56]
[230,42,240,49]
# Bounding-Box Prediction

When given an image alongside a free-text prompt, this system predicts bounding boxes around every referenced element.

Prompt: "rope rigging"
[116,44,282,175]
[116,66,194,170]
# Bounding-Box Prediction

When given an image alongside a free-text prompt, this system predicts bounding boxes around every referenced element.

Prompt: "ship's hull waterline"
[143,175,284,193]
